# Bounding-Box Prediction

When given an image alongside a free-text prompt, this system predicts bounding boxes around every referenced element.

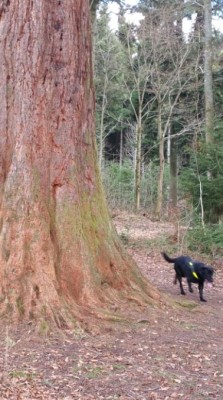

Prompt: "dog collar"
[189,261,199,279]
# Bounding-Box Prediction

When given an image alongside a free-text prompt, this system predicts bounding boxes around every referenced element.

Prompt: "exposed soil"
[0,212,223,400]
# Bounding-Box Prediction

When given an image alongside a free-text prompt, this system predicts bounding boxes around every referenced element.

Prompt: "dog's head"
[203,265,214,284]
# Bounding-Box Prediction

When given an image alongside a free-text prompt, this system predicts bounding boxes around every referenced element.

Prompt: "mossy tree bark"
[0,0,160,325]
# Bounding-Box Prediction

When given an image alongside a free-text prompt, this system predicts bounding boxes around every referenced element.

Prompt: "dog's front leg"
[178,278,186,295]
[187,278,193,293]
[198,282,206,302]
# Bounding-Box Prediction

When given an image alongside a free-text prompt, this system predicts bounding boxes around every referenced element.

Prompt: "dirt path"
[0,213,223,399]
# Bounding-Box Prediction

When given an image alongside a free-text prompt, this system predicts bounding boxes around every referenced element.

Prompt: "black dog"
[161,252,214,302]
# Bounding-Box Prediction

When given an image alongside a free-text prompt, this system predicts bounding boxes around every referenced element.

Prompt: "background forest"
[92,0,223,256]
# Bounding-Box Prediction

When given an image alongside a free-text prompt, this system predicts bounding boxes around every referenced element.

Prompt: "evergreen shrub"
[102,161,134,209]
[102,160,169,211]
[179,132,223,223]
[186,223,223,257]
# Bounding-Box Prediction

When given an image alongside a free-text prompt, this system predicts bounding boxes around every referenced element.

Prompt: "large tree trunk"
[0,1,159,325]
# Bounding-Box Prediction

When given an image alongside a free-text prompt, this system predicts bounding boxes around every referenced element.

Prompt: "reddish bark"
[0,0,160,325]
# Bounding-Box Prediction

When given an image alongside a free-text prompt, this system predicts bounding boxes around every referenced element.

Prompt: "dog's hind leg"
[173,273,177,285]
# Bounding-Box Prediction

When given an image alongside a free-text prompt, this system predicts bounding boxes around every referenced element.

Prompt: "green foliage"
[180,127,223,222]
[94,5,130,152]
[212,0,223,17]
[186,222,223,257]
[102,160,170,210]
[94,0,223,226]
[38,319,50,336]
[9,370,36,380]
[90,0,122,12]
[102,161,134,209]
[73,363,104,379]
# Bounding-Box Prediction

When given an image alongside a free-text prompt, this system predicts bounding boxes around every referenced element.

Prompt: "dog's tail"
[161,252,177,264]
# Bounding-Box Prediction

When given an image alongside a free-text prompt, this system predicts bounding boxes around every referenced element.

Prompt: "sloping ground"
[0,212,223,400]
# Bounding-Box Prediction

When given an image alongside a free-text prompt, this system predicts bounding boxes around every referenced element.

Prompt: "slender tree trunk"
[98,76,108,170]
[155,102,165,219]
[169,137,177,208]
[167,125,171,166]
[204,0,214,144]
[119,127,123,168]
[167,123,177,209]
[134,120,142,211]
[0,0,160,325]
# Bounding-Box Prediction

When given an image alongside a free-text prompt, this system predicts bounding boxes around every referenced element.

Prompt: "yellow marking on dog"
[192,272,199,279]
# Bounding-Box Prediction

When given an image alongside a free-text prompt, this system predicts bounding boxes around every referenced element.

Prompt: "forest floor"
[0,212,223,399]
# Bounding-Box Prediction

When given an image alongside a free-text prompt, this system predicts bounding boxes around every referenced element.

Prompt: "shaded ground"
[0,212,223,399]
